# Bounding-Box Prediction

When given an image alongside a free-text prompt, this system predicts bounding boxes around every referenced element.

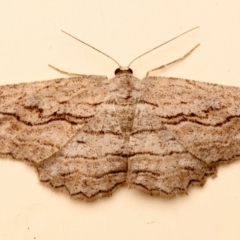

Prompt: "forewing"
[128,76,240,196]
[0,75,109,163]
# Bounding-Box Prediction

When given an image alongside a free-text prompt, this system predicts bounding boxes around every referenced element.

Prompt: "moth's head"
[114,67,133,76]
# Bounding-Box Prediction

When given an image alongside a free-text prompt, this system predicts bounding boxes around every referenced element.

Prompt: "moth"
[1,28,240,201]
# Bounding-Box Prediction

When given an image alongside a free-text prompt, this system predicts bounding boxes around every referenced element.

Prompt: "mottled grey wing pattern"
[0,74,135,200]
[37,74,142,200]
[38,99,128,200]
[1,73,240,200]
[0,75,109,163]
[128,76,240,197]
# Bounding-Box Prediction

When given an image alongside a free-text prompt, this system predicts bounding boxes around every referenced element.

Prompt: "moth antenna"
[61,30,122,68]
[127,26,199,68]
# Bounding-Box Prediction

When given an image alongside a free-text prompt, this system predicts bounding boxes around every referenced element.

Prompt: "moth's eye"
[114,68,121,75]
[114,68,133,75]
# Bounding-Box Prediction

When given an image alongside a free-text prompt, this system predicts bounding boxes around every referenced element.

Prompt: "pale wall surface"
[0,1,240,240]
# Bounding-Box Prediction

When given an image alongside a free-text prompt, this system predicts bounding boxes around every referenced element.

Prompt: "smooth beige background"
[1,1,240,240]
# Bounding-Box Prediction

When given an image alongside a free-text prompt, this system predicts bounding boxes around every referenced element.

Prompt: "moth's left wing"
[0,75,109,163]
[128,76,240,197]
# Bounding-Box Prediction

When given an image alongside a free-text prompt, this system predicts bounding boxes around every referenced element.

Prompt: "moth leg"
[48,64,87,77]
[146,44,200,77]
